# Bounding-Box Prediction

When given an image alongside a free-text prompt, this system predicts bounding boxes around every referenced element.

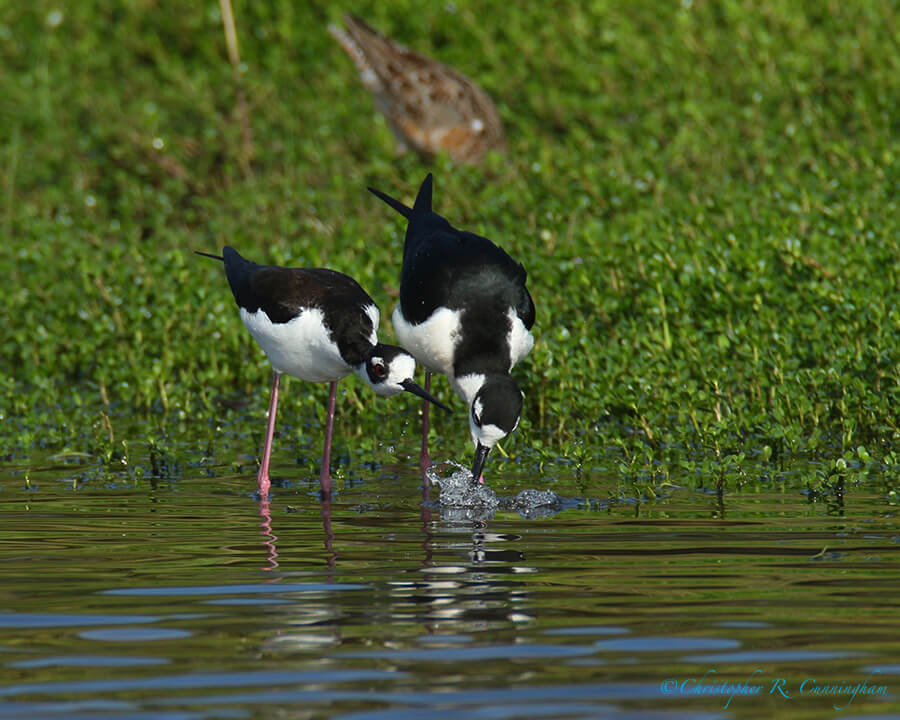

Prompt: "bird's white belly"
[241,307,352,382]
[392,305,461,376]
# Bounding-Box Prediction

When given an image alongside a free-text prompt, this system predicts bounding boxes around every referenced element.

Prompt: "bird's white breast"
[392,305,462,376]
[508,307,535,369]
[240,307,352,383]
[363,303,380,347]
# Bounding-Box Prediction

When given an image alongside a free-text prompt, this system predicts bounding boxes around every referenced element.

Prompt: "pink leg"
[319,381,338,496]
[420,371,432,472]
[257,371,281,498]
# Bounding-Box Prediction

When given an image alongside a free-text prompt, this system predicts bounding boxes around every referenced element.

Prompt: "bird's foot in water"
[420,451,433,474]
[257,472,271,500]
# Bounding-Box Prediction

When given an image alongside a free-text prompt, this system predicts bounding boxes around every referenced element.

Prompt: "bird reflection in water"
[258,497,279,572]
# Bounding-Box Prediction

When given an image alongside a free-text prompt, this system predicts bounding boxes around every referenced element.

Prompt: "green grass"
[2,1,899,497]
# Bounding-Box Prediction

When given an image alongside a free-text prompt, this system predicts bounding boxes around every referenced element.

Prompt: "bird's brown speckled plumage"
[328,14,505,165]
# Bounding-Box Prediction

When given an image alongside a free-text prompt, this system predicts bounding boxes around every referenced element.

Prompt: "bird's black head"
[360,344,450,411]
[469,374,524,481]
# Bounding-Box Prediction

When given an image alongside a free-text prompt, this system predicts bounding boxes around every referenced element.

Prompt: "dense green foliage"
[2,1,898,496]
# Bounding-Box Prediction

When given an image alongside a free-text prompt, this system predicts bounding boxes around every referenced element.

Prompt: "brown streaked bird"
[328,13,505,165]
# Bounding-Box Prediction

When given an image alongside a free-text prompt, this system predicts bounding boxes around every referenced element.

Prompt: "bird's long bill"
[471,441,490,484]
[400,379,451,412]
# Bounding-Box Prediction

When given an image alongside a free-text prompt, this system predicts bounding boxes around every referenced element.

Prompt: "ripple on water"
[594,636,741,652]
[9,656,169,668]
[345,643,598,662]
[544,626,630,637]
[101,583,369,596]
[2,465,899,720]
[79,628,193,642]
[682,649,864,664]
[0,612,159,628]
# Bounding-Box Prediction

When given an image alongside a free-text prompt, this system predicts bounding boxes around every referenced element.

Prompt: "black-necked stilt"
[367,174,535,483]
[197,246,449,497]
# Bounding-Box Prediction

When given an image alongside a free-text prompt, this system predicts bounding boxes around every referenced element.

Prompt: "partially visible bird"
[328,13,505,165]
[196,246,449,497]
[367,174,535,484]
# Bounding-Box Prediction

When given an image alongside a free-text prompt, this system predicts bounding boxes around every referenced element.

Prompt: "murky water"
[2,457,899,719]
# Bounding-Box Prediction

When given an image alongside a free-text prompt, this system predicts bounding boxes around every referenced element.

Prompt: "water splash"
[426,462,500,521]
[501,488,564,519]
[425,462,565,520]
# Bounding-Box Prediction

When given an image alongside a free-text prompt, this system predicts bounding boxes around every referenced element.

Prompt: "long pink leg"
[319,381,338,496]
[258,370,281,498]
[420,371,432,472]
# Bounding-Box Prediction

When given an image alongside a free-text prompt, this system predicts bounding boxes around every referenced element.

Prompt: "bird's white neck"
[451,373,486,407]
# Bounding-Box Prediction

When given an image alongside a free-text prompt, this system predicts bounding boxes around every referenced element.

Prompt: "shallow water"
[1,458,899,719]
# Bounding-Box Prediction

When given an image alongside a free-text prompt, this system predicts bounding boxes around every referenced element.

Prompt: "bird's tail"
[367,172,433,218]
[413,173,433,214]
[195,247,255,308]
[367,186,412,219]
[194,250,224,261]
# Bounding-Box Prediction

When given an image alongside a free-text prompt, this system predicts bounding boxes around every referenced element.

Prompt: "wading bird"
[367,174,535,483]
[197,246,449,496]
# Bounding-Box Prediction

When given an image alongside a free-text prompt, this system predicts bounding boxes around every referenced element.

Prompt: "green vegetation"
[2,2,898,497]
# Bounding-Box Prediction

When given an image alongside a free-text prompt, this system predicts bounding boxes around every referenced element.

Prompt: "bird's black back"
[401,216,534,329]
[219,246,378,367]
[369,174,534,329]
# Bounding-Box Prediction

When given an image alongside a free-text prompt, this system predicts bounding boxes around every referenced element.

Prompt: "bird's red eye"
[373,362,387,379]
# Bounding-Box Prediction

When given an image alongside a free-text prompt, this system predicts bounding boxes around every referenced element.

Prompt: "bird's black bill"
[471,441,490,484]
[400,379,451,412]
